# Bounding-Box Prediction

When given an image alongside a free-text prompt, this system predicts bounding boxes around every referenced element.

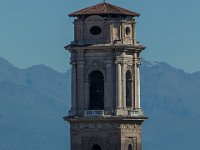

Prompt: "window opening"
[91,144,101,150]
[90,26,102,35]
[89,70,104,110]
[126,27,131,35]
[126,70,132,107]
[128,144,133,150]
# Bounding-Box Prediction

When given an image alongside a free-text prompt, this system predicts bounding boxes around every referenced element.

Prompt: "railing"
[68,109,143,117]
[84,110,105,117]
[129,109,144,117]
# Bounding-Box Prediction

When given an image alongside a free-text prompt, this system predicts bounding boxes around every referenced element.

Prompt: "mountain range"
[0,56,200,150]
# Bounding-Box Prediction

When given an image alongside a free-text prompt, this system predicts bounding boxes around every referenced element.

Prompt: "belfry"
[64,2,148,150]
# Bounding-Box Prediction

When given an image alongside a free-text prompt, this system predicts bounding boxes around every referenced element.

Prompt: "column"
[134,53,141,109]
[121,22,125,43]
[116,62,122,108]
[121,61,126,108]
[105,60,113,114]
[71,62,77,115]
[76,51,85,116]
[81,21,84,42]
[133,22,136,45]
[137,66,141,108]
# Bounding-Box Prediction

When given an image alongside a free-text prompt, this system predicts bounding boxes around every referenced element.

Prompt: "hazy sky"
[0,0,200,73]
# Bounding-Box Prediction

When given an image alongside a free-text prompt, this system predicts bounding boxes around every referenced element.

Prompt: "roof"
[69,2,140,17]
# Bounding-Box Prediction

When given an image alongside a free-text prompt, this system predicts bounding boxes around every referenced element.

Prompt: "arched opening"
[126,70,132,107]
[128,144,133,150]
[91,144,101,150]
[126,26,131,35]
[89,70,104,110]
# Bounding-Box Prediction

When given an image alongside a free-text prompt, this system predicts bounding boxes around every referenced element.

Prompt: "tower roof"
[69,2,140,17]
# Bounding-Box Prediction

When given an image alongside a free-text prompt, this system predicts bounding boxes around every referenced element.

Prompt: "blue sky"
[0,0,200,73]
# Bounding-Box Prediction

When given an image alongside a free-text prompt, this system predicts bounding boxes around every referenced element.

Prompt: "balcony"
[84,110,105,117]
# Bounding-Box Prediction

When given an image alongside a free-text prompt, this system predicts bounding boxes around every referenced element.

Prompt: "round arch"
[86,66,106,81]
[128,144,133,150]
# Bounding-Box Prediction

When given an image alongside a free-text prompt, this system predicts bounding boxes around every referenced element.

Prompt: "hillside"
[0,57,71,150]
[141,59,200,150]
[0,57,200,150]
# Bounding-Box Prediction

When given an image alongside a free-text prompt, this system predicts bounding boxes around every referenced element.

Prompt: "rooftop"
[69,2,140,17]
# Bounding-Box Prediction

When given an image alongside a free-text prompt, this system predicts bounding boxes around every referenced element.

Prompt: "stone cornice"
[64,116,148,123]
[65,43,145,51]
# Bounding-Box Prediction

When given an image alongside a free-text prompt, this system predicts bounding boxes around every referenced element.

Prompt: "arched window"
[126,70,132,107]
[128,144,133,150]
[91,144,101,150]
[89,70,104,110]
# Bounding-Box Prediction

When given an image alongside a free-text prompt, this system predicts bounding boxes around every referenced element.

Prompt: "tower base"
[64,116,147,150]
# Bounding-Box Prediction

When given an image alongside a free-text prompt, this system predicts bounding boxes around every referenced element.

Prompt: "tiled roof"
[69,2,140,17]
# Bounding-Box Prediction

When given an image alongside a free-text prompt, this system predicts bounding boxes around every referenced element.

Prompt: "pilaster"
[71,61,77,115]
[105,60,114,114]
[115,61,123,115]
[121,58,126,109]
[134,52,141,109]
[76,50,85,116]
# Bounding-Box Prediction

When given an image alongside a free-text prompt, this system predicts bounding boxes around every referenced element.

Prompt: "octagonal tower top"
[67,2,144,47]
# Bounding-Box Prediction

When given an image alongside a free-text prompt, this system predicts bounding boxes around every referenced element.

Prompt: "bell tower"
[64,2,148,150]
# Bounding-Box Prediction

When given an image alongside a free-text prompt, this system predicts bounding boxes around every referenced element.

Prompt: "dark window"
[90,26,102,35]
[91,144,101,150]
[126,27,131,35]
[126,70,132,107]
[128,144,132,150]
[89,71,104,110]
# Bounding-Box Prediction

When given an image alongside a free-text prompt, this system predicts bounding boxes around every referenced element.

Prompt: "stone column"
[71,62,77,116]
[137,66,141,108]
[116,62,122,109]
[121,22,125,43]
[78,20,84,44]
[133,22,136,45]
[121,61,126,108]
[76,50,85,116]
[110,22,113,43]
[134,53,141,109]
[105,60,113,114]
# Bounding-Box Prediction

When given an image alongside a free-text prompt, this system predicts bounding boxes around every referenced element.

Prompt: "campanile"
[64,2,148,150]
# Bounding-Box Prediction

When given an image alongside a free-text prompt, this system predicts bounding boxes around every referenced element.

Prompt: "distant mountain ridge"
[0,57,71,150]
[141,59,200,150]
[0,56,200,150]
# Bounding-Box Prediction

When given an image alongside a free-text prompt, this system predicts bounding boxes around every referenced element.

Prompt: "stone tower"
[64,2,148,150]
